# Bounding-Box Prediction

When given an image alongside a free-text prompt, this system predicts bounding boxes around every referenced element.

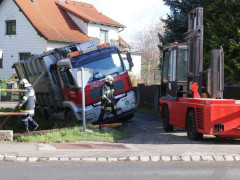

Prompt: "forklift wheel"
[162,107,174,132]
[186,111,203,140]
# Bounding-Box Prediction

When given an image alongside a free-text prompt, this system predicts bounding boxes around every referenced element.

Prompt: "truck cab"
[13,41,137,123]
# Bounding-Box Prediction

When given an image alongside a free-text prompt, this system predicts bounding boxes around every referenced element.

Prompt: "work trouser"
[22,115,38,131]
[98,102,118,125]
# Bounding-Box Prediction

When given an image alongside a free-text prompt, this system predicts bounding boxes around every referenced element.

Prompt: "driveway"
[118,112,240,145]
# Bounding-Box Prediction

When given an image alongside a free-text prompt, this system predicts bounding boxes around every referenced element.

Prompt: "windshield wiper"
[110,72,119,76]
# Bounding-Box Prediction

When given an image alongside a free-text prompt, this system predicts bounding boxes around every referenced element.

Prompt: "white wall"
[0,0,77,80]
[47,41,72,51]
[0,0,47,79]
[88,23,119,41]
[121,52,142,79]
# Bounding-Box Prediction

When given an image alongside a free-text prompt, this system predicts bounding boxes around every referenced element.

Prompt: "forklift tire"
[186,111,203,140]
[162,107,174,132]
[66,110,77,122]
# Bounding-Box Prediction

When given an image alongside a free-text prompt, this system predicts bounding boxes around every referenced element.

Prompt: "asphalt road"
[1,161,240,180]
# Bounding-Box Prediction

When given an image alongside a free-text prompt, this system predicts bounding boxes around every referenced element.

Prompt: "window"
[162,51,169,82]
[0,50,3,68]
[19,53,31,61]
[6,20,16,35]
[75,53,124,83]
[168,50,177,81]
[177,47,188,82]
[100,30,108,44]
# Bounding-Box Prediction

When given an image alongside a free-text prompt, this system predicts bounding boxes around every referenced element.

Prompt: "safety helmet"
[19,79,31,87]
[105,75,113,83]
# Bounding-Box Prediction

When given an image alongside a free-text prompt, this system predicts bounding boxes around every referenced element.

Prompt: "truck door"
[58,66,81,105]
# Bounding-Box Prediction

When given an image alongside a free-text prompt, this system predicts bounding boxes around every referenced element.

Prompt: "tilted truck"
[13,40,137,123]
[159,7,240,140]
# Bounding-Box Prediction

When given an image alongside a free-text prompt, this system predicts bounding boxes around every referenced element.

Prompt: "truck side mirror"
[126,52,134,71]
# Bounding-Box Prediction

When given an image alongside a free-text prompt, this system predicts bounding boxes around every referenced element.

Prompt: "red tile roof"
[13,0,91,43]
[119,36,130,48]
[57,0,125,27]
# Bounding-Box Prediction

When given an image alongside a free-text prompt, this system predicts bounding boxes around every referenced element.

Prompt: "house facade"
[0,0,141,80]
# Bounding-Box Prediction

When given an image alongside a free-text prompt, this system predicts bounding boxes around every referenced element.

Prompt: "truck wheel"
[66,111,77,122]
[186,111,203,140]
[162,107,174,132]
[122,113,134,122]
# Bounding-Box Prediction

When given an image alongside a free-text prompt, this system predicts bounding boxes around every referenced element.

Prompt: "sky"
[75,0,170,43]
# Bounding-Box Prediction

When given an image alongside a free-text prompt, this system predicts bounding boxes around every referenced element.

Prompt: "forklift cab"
[161,42,188,100]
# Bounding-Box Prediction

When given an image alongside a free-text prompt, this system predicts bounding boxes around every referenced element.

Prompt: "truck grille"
[196,108,204,130]
[90,80,124,100]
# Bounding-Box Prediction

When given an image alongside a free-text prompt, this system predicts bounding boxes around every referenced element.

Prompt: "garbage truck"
[13,40,137,123]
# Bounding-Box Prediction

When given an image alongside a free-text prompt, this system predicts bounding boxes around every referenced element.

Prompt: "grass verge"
[0,107,130,143]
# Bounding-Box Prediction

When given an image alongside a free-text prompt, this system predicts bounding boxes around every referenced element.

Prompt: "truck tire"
[66,110,77,122]
[186,111,203,140]
[162,107,174,132]
[122,113,134,122]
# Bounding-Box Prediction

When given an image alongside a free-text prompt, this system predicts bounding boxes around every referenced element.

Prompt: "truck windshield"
[76,53,124,82]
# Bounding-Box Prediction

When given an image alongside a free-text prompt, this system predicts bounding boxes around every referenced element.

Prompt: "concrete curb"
[1,154,240,162]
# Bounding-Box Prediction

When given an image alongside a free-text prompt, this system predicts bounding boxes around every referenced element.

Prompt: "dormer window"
[100,29,108,44]
[6,20,16,35]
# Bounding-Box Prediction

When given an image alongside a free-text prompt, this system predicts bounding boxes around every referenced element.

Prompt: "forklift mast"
[184,7,204,96]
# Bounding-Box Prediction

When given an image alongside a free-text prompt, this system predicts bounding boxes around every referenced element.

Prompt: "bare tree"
[131,17,165,85]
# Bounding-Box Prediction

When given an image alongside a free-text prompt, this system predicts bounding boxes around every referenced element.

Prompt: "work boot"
[33,124,39,131]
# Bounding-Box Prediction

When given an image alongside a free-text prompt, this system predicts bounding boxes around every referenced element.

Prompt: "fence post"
[137,84,144,107]
[6,82,12,101]
[153,84,160,111]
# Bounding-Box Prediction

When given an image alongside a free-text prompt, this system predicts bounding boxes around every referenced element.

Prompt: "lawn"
[0,107,130,143]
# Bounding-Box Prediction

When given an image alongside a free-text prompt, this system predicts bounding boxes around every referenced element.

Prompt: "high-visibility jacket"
[100,82,116,109]
[20,86,35,116]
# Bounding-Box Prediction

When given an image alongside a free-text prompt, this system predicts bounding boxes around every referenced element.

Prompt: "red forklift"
[159,7,240,140]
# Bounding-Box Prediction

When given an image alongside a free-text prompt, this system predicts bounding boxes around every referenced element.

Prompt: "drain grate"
[55,144,128,150]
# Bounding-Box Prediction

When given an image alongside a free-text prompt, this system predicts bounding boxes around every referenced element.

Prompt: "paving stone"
[201,156,214,161]
[60,157,69,161]
[181,156,191,161]
[140,156,150,162]
[150,156,160,162]
[171,156,181,161]
[97,157,107,162]
[234,156,240,161]
[4,155,16,161]
[191,156,201,161]
[224,155,235,161]
[161,156,171,161]
[0,155,4,161]
[49,157,59,161]
[213,156,224,161]
[82,158,97,162]
[108,157,118,162]
[118,157,127,161]
[129,156,139,161]
[28,157,39,162]
[16,157,27,162]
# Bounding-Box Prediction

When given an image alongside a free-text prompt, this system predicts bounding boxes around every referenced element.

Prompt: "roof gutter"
[88,20,125,28]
